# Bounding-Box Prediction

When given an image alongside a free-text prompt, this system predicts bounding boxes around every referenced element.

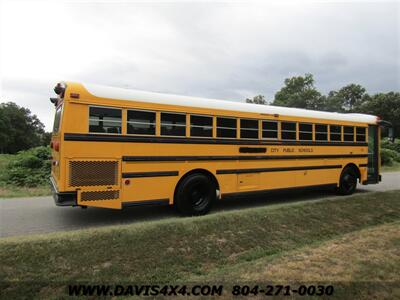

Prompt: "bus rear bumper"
[50,177,77,206]
[362,174,382,185]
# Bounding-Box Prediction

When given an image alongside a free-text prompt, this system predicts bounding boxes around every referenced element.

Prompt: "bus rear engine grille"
[81,190,119,201]
[69,161,118,187]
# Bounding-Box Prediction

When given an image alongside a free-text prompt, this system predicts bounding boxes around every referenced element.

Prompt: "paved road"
[1,172,399,238]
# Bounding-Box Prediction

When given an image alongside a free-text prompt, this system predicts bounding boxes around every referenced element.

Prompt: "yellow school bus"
[49,82,388,215]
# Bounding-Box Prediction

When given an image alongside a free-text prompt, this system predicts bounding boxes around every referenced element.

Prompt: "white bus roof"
[83,83,378,124]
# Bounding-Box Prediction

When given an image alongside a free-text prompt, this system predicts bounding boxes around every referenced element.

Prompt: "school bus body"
[50,82,381,212]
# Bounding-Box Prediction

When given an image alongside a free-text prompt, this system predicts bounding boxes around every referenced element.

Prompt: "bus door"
[367,125,379,183]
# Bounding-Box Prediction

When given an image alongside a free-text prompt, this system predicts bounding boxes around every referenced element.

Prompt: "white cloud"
[0,0,399,130]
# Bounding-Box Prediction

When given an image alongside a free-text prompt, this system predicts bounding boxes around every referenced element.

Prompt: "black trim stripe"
[217,165,342,175]
[64,133,368,147]
[122,171,178,178]
[359,163,368,167]
[222,183,337,198]
[122,154,367,162]
[122,199,170,207]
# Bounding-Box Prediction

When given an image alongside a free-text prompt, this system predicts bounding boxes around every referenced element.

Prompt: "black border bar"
[122,154,367,162]
[222,183,338,198]
[217,164,342,175]
[122,171,179,178]
[122,199,170,207]
[64,133,368,147]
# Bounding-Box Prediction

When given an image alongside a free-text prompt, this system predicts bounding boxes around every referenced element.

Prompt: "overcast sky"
[0,0,399,131]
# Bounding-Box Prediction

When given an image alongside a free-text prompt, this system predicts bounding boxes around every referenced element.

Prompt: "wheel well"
[343,163,361,181]
[173,169,220,203]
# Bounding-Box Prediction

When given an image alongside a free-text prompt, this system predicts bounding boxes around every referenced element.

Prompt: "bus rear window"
[53,105,62,133]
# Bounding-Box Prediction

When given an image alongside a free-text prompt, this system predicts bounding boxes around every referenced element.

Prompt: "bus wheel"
[337,167,358,195]
[175,173,216,216]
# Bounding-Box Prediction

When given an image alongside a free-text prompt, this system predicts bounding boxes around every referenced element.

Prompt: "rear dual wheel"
[174,173,216,216]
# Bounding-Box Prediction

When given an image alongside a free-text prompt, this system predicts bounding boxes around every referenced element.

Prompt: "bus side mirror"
[50,98,58,106]
[388,127,395,143]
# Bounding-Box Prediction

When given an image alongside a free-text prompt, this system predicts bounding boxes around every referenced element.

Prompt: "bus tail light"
[54,141,60,152]
[50,141,53,149]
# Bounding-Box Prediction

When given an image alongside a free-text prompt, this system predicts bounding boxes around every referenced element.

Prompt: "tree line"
[0,102,50,154]
[246,73,399,137]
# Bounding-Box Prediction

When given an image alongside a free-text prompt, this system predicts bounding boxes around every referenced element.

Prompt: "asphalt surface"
[1,172,399,238]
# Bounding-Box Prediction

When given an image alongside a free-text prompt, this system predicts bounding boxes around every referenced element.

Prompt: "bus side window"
[89,106,122,134]
[127,110,156,135]
[299,123,312,141]
[344,126,355,142]
[315,124,328,141]
[190,115,213,137]
[240,119,259,139]
[217,117,237,138]
[281,122,297,140]
[330,125,342,141]
[161,112,186,136]
[262,120,278,139]
[356,127,366,142]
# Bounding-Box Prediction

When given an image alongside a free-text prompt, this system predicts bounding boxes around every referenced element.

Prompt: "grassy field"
[0,154,50,198]
[382,162,400,172]
[0,190,399,299]
[0,183,50,198]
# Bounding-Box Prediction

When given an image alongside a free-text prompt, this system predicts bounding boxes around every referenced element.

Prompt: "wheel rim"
[188,182,209,209]
[342,173,356,192]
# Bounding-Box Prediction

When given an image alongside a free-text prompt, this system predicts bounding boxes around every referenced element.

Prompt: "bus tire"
[175,173,216,216]
[337,166,358,195]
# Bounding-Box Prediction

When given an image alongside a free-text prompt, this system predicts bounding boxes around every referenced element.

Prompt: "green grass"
[0,154,50,198]
[191,222,400,299]
[0,182,50,198]
[382,161,400,173]
[0,190,399,299]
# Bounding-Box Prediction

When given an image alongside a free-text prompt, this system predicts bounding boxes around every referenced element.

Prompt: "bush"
[381,138,400,153]
[3,146,51,187]
[380,148,400,166]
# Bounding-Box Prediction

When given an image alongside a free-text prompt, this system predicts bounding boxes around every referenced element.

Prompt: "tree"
[359,92,400,138]
[0,102,46,154]
[41,132,52,147]
[323,91,346,112]
[326,84,368,112]
[246,95,267,105]
[272,74,324,110]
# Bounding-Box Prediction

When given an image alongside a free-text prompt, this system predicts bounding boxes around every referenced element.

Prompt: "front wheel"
[174,174,216,216]
[337,167,358,195]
